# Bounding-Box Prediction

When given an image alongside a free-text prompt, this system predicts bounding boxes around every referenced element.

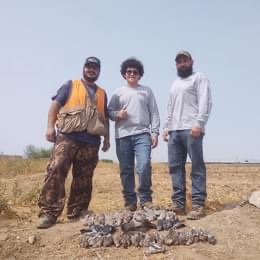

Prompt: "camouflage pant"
[38,134,99,218]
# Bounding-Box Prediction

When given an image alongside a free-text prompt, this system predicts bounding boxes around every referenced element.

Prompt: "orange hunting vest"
[62,79,105,115]
[57,79,106,133]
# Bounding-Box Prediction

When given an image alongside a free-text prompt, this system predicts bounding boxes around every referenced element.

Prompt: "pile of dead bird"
[79,206,216,252]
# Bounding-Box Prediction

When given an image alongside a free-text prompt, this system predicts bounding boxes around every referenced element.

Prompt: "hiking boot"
[172,202,186,216]
[187,206,206,220]
[141,201,154,209]
[67,208,88,220]
[37,214,56,229]
[125,203,137,212]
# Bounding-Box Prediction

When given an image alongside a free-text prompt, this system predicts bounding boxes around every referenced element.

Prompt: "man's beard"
[177,67,193,78]
[84,74,99,83]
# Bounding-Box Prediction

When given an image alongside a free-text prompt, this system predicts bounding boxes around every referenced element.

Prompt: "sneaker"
[125,203,137,212]
[37,214,56,229]
[172,202,186,216]
[187,206,206,220]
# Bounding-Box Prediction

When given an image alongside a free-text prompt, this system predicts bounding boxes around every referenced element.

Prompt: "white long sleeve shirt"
[164,72,212,132]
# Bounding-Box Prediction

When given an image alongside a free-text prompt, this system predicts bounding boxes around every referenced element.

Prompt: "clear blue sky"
[1,0,259,162]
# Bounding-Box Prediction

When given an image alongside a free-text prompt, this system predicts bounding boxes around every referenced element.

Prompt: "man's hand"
[46,100,61,143]
[190,127,202,138]
[116,107,128,120]
[102,139,110,152]
[162,128,169,142]
[46,127,56,143]
[151,134,158,149]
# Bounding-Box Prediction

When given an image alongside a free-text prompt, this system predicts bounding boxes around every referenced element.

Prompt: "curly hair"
[120,57,144,78]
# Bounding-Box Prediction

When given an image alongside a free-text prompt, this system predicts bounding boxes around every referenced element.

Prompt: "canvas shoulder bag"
[85,96,107,136]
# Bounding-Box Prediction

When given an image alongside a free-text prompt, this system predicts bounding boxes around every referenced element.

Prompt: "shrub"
[100,159,113,164]
[0,196,8,213]
[24,145,52,159]
[20,184,41,206]
[0,181,14,217]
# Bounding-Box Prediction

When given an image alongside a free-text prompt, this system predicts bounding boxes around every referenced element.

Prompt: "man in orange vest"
[37,57,110,229]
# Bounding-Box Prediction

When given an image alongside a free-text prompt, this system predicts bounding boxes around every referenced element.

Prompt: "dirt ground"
[1,162,260,260]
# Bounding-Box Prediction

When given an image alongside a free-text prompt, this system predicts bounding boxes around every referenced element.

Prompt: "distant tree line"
[24,145,52,159]
[100,159,113,163]
[23,145,114,162]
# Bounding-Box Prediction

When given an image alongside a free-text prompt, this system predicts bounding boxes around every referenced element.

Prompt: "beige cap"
[175,51,192,61]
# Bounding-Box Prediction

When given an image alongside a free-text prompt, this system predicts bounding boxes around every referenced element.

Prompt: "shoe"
[37,214,56,229]
[172,202,186,216]
[187,206,206,220]
[67,208,88,220]
[125,203,137,212]
[141,201,154,209]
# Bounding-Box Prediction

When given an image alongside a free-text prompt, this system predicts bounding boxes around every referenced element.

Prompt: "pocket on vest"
[86,109,107,136]
[57,110,87,133]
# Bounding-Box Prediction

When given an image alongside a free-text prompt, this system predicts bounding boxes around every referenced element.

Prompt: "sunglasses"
[126,69,139,75]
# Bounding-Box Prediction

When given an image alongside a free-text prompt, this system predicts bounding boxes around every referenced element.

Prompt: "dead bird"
[79,210,216,249]
[79,234,89,248]
[94,213,106,225]
[121,219,156,232]
[156,219,185,231]
[157,211,166,220]
[129,231,144,247]
[143,207,157,221]
[207,233,217,245]
[121,211,134,224]
[164,228,217,246]
[165,210,176,220]
[80,224,115,236]
[82,214,95,226]
[112,232,121,248]
[133,211,146,222]
[104,213,115,226]
[120,233,131,248]
[113,212,123,226]
[91,236,104,248]
[144,242,167,256]
[103,234,114,247]
[198,228,208,243]
[156,219,172,231]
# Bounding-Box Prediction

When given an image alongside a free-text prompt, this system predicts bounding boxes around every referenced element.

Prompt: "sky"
[0,0,260,162]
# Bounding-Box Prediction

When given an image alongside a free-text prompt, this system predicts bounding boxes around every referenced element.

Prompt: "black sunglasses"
[126,69,139,75]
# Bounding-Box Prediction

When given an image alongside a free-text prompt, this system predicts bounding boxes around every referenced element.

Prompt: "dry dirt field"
[0,159,260,260]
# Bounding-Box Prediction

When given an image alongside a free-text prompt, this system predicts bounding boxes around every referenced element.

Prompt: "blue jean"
[168,130,207,208]
[116,133,152,205]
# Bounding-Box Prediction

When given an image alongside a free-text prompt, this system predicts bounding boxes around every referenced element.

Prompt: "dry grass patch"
[1,158,260,219]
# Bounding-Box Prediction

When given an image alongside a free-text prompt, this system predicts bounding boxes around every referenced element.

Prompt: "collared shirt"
[164,72,212,132]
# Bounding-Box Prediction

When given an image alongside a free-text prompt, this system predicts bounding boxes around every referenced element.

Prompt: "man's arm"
[102,93,110,152]
[162,92,172,142]
[191,75,212,137]
[46,100,61,142]
[148,89,160,148]
[107,92,123,121]
[102,118,110,152]
[46,81,71,142]
[196,76,212,127]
